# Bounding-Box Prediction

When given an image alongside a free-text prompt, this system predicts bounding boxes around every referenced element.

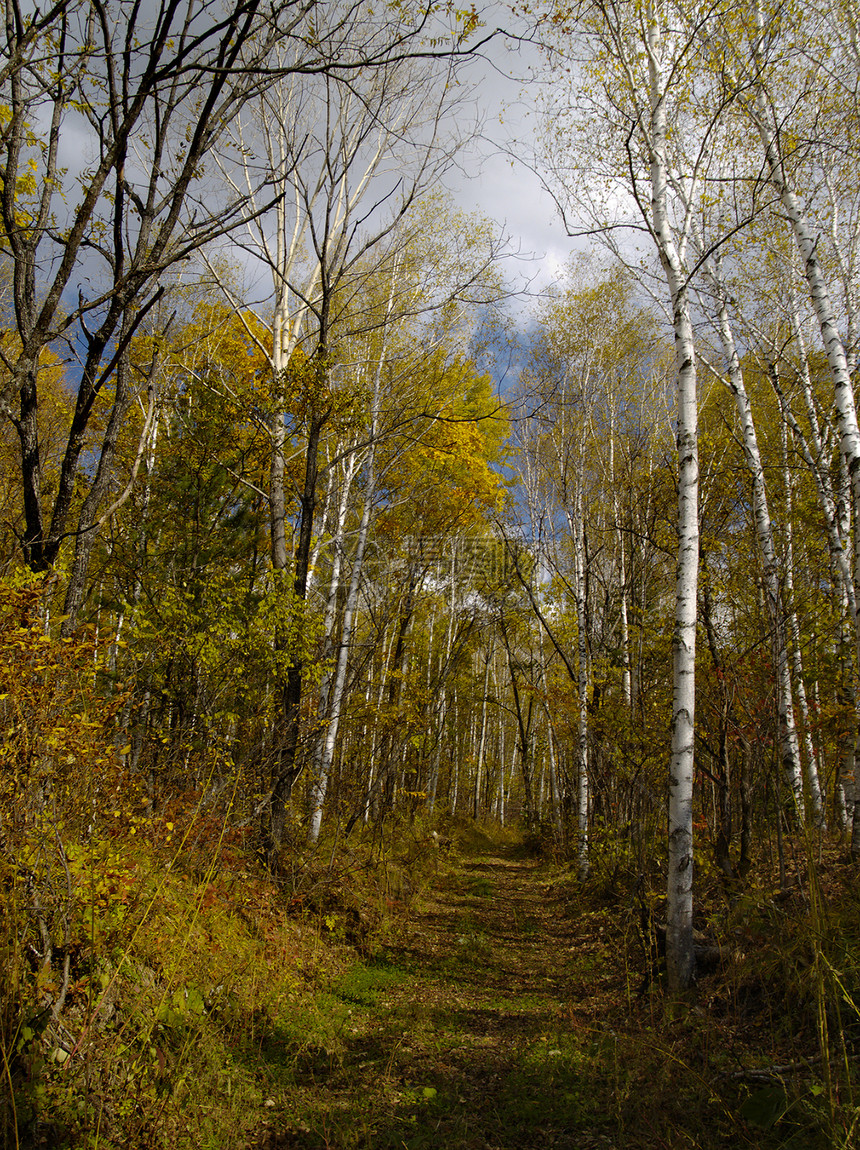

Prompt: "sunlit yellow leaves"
[377,353,509,546]
[0,573,127,819]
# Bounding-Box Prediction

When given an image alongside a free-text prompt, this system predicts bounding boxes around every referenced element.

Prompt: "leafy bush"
[0,573,129,1147]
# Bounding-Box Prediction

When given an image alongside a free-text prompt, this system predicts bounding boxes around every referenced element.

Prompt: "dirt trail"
[254,843,623,1150]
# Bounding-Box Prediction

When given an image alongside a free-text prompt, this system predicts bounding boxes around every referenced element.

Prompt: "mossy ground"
[7,823,858,1149]
[243,832,855,1149]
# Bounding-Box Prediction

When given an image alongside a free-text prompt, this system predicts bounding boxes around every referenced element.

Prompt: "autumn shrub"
[0,822,341,1150]
[0,598,347,1149]
[0,572,131,1146]
[266,816,448,958]
[795,848,860,1146]
[0,573,469,1146]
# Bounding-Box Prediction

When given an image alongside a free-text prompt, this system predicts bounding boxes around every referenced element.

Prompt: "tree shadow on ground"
[240,847,782,1150]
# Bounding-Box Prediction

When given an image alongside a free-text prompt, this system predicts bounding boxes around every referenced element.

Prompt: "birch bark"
[644,7,699,992]
[743,12,860,837]
[566,482,591,879]
[696,256,808,815]
[780,417,827,823]
[541,0,717,987]
[307,287,395,841]
[212,51,481,859]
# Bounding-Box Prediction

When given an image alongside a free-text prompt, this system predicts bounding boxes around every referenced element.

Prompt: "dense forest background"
[4,0,860,1146]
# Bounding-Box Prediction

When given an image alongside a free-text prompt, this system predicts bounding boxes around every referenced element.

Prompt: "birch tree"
[704,0,860,836]
[0,0,490,638]
[202,27,500,855]
[0,0,295,616]
[514,267,673,874]
[693,252,812,818]
[537,0,742,988]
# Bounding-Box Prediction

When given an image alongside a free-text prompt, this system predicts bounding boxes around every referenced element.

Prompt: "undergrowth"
[0,577,443,1150]
[3,572,860,1149]
[548,824,860,1148]
[1,809,443,1150]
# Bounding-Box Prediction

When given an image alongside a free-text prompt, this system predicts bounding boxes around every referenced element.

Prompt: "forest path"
[251,839,625,1150]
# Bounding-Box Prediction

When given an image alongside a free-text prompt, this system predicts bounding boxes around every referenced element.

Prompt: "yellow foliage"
[377,354,509,542]
[0,574,126,831]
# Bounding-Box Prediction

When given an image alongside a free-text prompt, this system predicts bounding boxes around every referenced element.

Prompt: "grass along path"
[245,833,759,1150]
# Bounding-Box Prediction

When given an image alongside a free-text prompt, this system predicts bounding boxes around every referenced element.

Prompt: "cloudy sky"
[41,7,579,344]
[445,27,578,299]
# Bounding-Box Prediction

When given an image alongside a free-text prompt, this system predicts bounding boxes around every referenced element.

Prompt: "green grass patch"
[466,874,494,898]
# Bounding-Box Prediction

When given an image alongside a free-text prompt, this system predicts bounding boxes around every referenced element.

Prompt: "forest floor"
[242,830,828,1150]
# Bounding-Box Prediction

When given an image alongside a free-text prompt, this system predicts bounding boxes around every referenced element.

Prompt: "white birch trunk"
[546,721,561,833]
[776,313,860,826]
[495,723,507,824]
[367,632,395,825]
[427,595,457,815]
[647,12,698,992]
[750,49,860,839]
[569,486,590,880]
[473,646,492,819]
[306,450,361,842]
[780,418,826,824]
[538,628,563,834]
[609,414,632,709]
[618,535,632,711]
[702,261,805,813]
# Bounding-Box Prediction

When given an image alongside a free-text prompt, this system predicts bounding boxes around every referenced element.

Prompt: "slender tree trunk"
[702,264,806,813]
[571,485,590,879]
[306,452,359,841]
[771,330,860,830]
[537,627,562,835]
[750,39,860,841]
[427,595,457,815]
[647,13,698,991]
[269,299,290,573]
[473,645,492,819]
[609,415,632,709]
[780,418,826,824]
[269,386,330,860]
